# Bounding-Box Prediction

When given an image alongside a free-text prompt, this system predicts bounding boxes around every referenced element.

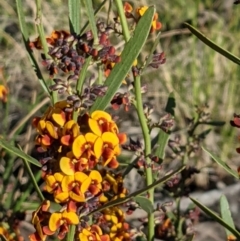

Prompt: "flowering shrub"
[1,1,240,241]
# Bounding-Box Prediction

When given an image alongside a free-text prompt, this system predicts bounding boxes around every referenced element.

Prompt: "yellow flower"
[0,84,8,103]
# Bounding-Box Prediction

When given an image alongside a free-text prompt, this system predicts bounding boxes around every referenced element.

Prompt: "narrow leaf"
[220,195,236,239]
[82,0,98,44]
[165,92,175,116]
[198,128,211,139]
[202,146,239,179]
[190,197,240,239]
[90,7,155,112]
[199,121,225,126]
[68,0,81,34]
[133,196,154,214]
[15,0,49,95]
[154,130,169,160]
[88,165,185,216]
[184,22,240,65]
[0,139,41,167]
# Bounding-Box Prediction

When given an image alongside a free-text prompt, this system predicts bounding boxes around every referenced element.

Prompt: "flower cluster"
[123,2,162,33]
[29,100,131,241]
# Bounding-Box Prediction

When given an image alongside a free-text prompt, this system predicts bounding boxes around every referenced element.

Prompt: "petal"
[61,135,71,146]
[63,120,76,134]
[62,211,79,225]
[107,158,119,169]
[54,172,65,182]
[89,170,102,183]
[41,200,51,211]
[42,226,55,236]
[52,108,66,127]
[46,121,58,139]
[41,134,52,146]
[91,111,112,122]
[70,192,85,202]
[74,171,89,183]
[117,133,127,144]
[55,192,69,203]
[49,213,62,232]
[80,177,91,193]
[61,175,74,192]
[72,135,86,158]
[60,156,75,175]
[45,175,57,189]
[88,118,102,136]
[38,120,46,132]
[85,132,98,143]
[94,137,103,159]
[102,132,119,146]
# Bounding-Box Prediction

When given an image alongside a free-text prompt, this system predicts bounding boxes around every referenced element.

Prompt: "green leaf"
[202,146,239,179]
[220,195,236,239]
[68,0,81,34]
[82,0,98,45]
[88,165,185,216]
[90,7,155,112]
[133,196,154,215]
[198,128,212,139]
[165,92,176,117]
[0,139,41,167]
[153,92,174,165]
[184,22,240,65]
[190,197,240,239]
[154,130,169,161]
[199,121,225,126]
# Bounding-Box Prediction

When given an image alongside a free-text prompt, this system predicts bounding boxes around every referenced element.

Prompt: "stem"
[134,75,154,241]
[113,0,130,42]
[67,225,76,241]
[35,0,57,104]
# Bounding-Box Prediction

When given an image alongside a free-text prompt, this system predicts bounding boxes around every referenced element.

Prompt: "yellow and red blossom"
[60,120,80,146]
[79,225,109,241]
[136,6,162,32]
[48,210,79,233]
[100,207,130,241]
[31,106,130,240]
[29,200,52,241]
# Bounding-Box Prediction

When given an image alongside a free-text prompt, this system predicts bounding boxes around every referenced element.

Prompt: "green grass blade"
[82,0,98,45]
[184,22,240,65]
[202,146,239,179]
[0,139,41,167]
[90,7,155,112]
[190,197,240,239]
[80,0,107,34]
[220,195,236,240]
[15,0,50,95]
[68,0,81,34]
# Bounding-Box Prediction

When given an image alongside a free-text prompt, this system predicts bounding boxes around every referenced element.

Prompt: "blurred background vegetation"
[0,0,240,186]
